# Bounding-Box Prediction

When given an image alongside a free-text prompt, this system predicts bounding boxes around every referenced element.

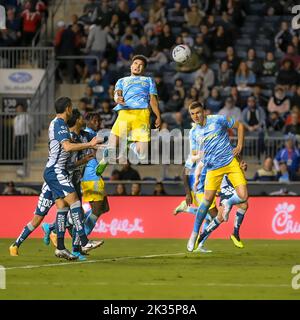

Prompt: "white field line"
[4,252,186,271]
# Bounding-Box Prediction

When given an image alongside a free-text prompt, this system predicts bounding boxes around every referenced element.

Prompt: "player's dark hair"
[188,101,205,111]
[55,97,72,114]
[67,109,82,127]
[132,55,148,68]
[85,112,99,122]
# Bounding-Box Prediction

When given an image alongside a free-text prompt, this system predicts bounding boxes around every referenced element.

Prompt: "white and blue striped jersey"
[45,117,71,170]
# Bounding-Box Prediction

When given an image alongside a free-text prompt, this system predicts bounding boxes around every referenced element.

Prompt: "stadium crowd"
[1,0,300,187]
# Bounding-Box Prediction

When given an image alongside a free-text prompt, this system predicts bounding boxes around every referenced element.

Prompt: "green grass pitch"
[0,239,299,300]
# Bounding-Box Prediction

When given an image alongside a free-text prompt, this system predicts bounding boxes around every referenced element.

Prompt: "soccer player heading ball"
[96,55,161,176]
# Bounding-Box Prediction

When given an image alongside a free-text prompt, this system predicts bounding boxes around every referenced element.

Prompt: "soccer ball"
[172,45,191,64]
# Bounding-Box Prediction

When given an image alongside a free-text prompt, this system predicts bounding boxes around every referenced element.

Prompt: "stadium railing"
[0,48,55,174]
[56,55,101,71]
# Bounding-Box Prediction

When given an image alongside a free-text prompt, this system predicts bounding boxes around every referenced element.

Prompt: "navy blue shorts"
[44,168,75,200]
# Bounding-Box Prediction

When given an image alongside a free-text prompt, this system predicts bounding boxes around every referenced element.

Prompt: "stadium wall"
[1,196,300,239]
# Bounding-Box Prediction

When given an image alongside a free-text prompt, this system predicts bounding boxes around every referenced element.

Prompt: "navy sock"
[15,223,35,247]
[56,207,69,250]
[49,222,56,233]
[70,201,88,247]
[234,209,246,239]
[199,217,221,243]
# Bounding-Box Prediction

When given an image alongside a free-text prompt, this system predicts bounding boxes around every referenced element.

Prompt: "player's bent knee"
[32,215,44,228]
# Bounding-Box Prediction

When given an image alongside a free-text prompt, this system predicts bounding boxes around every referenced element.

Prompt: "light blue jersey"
[189,115,235,171]
[114,75,157,112]
[81,127,100,182]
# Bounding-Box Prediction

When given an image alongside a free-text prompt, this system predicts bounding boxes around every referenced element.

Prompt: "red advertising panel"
[1,196,300,239]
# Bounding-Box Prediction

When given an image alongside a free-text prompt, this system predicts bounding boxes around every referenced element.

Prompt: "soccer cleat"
[194,244,212,253]
[187,231,198,252]
[72,251,87,261]
[81,240,104,254]
[221,199,232,222]
[230,234,244,248]
[50,232,58,247]
[55,248,78,260]
[173,200,188,215]
[41,223,51,246]
[9,244,19,256]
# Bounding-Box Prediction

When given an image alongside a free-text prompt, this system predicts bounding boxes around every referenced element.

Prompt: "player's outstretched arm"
[150,94,161,129]
[62,137,102,152]
[232,120,245,157]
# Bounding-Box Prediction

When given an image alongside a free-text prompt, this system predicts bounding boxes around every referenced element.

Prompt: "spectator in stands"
[181,28,194,47]
[282,45,300,70]
[54,20,65,51]
[267,111,285,132]
[262,51,278,76]
[110,169,121,181]
[117,35,134,68]
[174,78,186,99]
[108,13,123,40]
[130,5,146,25]
[253,85,269,108]
[277,59,300,87]
[230,86,243,109]
[291,35,300,55]
[246,48,262,76]
[119,163,141,181]
[253,157,278,181]
[56,23,82,82]
[274,21,295,53]
[164,90,183,113]
[199,24,212,48]
[153,182,167,195]
[193,33,211,64]
[267,86,290,118]
[80,0,98,24]
[217,60,234,88]
[88,71,109,101]
[195,62,215,89]
[14,104,32,160]
[218,96,242,121]
[134,35,153,57]
[149,0,167,24]
[184,87,200,109]
[205,87,223,114]
[121,26,140,48]
[285,105,300,125]
[157,23,175,51]
[274,135,300,180]
[4,8,22,46]
[235,61,256,91]
[148,48,168,70]
[284,111,300,136]
[114,183,127,196]
[131,183,141,196]
[154,73,169,105]
[276,162,291,183]
[78,98,93,117]
[290,86,300,108]
[82,86,99,111]
[85,19,115,75]
[225,46,240,73]
[184,3,205,27]
[115,0,130,29]
[98,99,117,129]
[129,17,143,37]
[2,181,21,195]
[241,96,266,134]
[193,76,209,100]
[21,2,41,46]
[168,0,185,27]
[211,25,230,52]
